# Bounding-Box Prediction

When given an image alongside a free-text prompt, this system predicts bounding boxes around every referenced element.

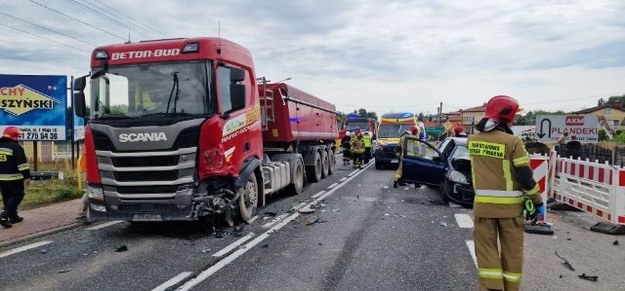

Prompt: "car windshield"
[90,61,212,119]
[378,124,412,138]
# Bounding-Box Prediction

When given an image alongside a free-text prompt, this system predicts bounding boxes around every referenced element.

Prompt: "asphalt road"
[1,155,620,290]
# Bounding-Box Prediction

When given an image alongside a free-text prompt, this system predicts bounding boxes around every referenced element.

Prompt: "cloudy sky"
[1,0,624,116]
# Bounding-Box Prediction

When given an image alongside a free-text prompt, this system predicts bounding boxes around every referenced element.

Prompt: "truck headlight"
[86,185,104,201]
[448,170,468,184]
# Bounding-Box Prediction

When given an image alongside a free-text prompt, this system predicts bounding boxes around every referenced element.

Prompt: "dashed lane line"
[310,190,326,199]
[327,182,339,190]
[0,240,52,259]
[465,240,478,268]
[339,177,347,182]
[151,272,193,291]
[454,213,474,228]
[86,220,124,231]
[261,213,289,229]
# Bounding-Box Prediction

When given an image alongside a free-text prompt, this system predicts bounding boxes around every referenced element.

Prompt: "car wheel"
[439,180,451,205]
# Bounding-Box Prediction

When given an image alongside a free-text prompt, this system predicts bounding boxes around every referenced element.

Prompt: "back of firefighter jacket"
[468,130,539,218]
[0,137,31,181]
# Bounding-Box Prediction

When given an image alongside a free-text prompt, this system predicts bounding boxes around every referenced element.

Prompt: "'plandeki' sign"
[535,115,599,143]
[0,74,67,141]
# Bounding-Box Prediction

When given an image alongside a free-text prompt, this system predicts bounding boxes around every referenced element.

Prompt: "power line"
[0,22,87,52]
[0,11,96,47]
[63,0,153,40]
[89,0,167,38]
[27,0,127,41]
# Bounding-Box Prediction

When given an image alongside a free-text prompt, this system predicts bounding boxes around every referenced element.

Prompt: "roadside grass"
[0,160,83,210]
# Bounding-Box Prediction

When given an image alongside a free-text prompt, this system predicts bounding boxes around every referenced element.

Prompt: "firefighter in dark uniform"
[0,126,31,228]
[341,131,352,165]
[468,96,544,291]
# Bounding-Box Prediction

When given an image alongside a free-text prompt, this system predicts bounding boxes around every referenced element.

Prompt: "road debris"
[440,222,448,227]
[58,269,71,273]
[298,205,316,214]
[613,240,619,246]
[261,243,268,248]
[304,216,327,226]
[201,248,211,253]
[555,251,575,271]
[40,249,48,254]
[578,273,598,282]
[263,211,277,217]
[332,208,340,212]
[115,245,128,252]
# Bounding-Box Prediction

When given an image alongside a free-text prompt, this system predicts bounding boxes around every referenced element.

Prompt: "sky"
[1,0,625,117]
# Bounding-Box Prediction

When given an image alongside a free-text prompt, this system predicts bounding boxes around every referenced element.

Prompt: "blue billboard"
[0,74,67,141]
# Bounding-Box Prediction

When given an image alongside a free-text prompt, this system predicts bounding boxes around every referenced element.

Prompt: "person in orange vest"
[77,146,89,222]
[0,127,31,228]
[468,95,544,291]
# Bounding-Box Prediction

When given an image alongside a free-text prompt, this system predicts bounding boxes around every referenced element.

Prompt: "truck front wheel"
[238,173,259,221]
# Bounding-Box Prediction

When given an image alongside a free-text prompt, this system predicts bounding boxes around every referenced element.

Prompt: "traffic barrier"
[549,150,625,231]
[529,154,549,222]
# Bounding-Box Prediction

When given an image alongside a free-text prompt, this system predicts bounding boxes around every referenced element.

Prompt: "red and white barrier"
[549,151,625,226]
[529,154,549,222]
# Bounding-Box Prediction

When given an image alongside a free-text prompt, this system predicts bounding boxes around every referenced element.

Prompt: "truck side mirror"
[230,84,246,112]
[230,67,245,82]
[73,76,87,118]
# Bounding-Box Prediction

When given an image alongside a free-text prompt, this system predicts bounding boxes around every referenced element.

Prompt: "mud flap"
[524,222,554,235]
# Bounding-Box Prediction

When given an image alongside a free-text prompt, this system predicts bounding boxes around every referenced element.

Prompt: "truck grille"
[96,147,196,199]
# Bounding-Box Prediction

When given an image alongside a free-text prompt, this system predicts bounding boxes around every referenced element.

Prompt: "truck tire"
[238,172,259,222]
[307,151,322,183]
[286,157,305,195]
[327,148,335,175]
[321,149,329,178]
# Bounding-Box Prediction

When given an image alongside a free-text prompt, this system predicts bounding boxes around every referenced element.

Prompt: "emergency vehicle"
[373,112,418,169]
[73,37,338,224]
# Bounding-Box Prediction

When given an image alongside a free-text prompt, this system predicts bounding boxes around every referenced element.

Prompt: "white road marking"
[454,213,474,229]
[327,182,339,190]
[339,177,347,182]
[86,220,124,231]
[212,232,256,257]
[292,202,307,210]
[246,215,259,224]
[466,240,478,268]
[310,190,326,199]
[348,170,359,177]
[261,213,289,228]
[174,159,373,290]
[151,272,193,291]
[177,213,300,291]
[0,240,52,259]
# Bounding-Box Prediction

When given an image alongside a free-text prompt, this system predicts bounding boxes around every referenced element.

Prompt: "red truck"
[73,37,338,224]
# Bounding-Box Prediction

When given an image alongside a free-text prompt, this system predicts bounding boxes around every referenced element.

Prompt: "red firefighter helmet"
[3,126,20,140]
[453,126,464,136]
[409,125,418,135]
[484,95,520,123]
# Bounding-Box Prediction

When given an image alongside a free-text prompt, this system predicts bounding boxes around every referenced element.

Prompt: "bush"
[599,129,609,141]
[614,131,625,144]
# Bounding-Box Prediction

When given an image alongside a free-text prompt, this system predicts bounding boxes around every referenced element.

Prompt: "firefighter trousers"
[0,180,25,219]
[474,215,524,291]
[394,154,403,182]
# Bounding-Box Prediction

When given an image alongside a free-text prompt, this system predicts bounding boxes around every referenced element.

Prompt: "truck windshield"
[90,61,211,119]
[346,121,369,131]
[378,124,412,138]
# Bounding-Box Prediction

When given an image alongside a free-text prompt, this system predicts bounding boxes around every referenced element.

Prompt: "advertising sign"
[535,115,599,143]
[0,74,67,141]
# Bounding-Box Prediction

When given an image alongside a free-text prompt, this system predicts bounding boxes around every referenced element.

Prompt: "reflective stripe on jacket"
[468,130,537,218]
[363,135,372,147]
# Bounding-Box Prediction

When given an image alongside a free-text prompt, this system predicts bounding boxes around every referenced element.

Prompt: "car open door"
[400,136,445,187]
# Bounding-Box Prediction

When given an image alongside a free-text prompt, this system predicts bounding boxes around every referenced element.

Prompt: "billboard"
[535,115,599,143]
[0,74,67,141]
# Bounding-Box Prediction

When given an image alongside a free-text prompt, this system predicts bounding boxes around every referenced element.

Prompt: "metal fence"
[525,141,625,166]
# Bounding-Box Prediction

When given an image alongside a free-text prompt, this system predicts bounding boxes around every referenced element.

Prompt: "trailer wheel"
[321,150,329,178]
[238,173,259,222]
[286,157,305,195]
[307,151,322,182]
[327,148,335,175]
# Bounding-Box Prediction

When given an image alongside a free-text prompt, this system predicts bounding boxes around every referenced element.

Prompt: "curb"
[0,221,84,248]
